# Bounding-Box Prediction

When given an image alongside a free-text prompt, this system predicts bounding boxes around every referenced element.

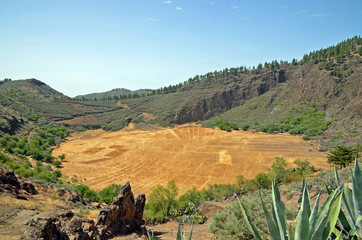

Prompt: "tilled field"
[53,123,329,196]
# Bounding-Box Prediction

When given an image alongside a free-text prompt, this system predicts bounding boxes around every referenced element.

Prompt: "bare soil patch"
[57,115,99,125]
[53,123,329,196]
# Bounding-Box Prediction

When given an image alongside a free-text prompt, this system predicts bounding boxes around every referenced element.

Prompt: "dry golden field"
[53,123,329,196]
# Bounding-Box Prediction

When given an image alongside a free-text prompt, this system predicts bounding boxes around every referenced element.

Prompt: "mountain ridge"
[0,36,361,146]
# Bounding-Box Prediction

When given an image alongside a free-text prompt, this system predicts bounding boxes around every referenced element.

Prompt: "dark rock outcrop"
[0,115,24,134]
[20,212,96,240]
[20,182,146,240]
[96,182,146,238]
[174,69,287,123]
[0,167,37,197]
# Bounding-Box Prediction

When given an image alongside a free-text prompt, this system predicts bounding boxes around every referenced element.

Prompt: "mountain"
[121,37,361,146]
[75,88,153,100]
[0,78,67,133]
[0,79,133,133]
[0,37,361,147]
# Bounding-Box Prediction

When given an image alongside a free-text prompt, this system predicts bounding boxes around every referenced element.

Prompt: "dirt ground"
[53,123,329,196]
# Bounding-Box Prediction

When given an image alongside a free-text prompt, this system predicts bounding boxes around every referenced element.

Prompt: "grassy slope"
[75,88,153,99]
[0,39,361,144]
[206,60,361,145]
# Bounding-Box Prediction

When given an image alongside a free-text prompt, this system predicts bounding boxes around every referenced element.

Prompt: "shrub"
[76,184,98,202]
[98,184,121,204]
[241,124,250,131]
[146,181,179,222]
[283,172,303,184]
[210,189,271,239]
[268,157,288,183]
[229,123,239,130]
[52,160,62,168]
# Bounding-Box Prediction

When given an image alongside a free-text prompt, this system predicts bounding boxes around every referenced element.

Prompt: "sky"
[0,0,361,97]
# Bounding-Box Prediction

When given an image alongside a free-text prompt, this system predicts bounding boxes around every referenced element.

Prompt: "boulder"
[96,182,146,238]
[20,182,146,240]
[0,167,37,197]
[20,211,96,240]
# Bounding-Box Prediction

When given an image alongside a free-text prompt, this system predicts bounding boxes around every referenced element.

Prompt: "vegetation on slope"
[144,157,317,224]
[208,101,332,140]
[1,36,361,144]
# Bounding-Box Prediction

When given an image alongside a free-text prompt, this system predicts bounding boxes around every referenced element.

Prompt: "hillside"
[0,79,136,133]
[0,36,361,240]
[122,37,361,146]
[75,88,153,100]
[0,37,361,146]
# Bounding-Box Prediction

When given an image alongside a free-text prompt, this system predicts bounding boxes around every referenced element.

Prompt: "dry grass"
[53,123,329,196]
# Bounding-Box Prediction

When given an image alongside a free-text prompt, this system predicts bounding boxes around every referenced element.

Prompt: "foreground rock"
[21,182,146,240]
[0,167,37,199]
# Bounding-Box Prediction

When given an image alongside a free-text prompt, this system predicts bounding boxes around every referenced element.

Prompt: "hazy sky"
[0,0,361,97]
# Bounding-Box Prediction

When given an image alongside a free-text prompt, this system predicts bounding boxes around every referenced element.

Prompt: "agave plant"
[147,221,193,240]
[239,179,343,240]
[330,158,362,239]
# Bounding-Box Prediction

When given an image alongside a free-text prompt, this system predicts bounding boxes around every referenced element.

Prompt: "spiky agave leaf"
[261,197,280,240]
[308,192,321,238]
[271,181,288,240]
[334,165,340,187]
[176,221,193,240]
[321,190,343,239]
[351,158,362,233]
[238,198,264,240]
[295,184,311,240]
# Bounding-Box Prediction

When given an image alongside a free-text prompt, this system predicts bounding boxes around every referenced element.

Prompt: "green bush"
[241,124,250,131]
[210,119,239,132]
[76,184,98,202]
[0,152,61,182]
[52,160,62,168]
[146,181,179,222]
[98,184,121,204]
[210,189,271,239]
[268,157,288,183]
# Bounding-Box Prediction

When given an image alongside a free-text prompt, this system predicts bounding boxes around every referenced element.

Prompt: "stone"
[96,182,146,239]
[20,182,146,240]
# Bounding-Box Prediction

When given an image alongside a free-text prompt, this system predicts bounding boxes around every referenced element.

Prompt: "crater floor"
[53,123,329,196]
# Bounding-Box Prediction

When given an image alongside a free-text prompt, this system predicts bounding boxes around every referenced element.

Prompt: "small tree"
[327,146,355,168]
[268,157,288,183]
[58,154,66,161]
[147,181,179,220]
[53,160,62,168]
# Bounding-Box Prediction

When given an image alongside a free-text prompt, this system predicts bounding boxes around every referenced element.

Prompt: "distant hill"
[1,36,361,147]
[0,78,67,133]
[122,36,361,146]
[0,78,65,99]
[75,88,153,100]
[0,79,133,133]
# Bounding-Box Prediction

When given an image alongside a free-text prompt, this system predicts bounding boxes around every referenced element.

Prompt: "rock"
[96,182,146,238]
[63,191,85,204]
[20,182,146,240]
[0,167,21,193]
[21,182,38,195]
[0,168,38,200]
[0,167,37,197]
[174,69,287,124]
[198,201,228,218]
[20,211,96,240]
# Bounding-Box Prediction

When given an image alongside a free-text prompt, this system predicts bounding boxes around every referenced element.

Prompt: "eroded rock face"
[20,212,96,240]
[0,167,37,197]
[174,69,287,124]
[96,182,146,238]
[20,182,146,240]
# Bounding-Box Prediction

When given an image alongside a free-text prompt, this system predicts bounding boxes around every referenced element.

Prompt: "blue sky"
[0,0,361,97]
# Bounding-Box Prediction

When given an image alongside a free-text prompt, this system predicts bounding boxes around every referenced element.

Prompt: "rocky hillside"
[76,88,153,100]
[123,37,361,145]
[0,37,361,145]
